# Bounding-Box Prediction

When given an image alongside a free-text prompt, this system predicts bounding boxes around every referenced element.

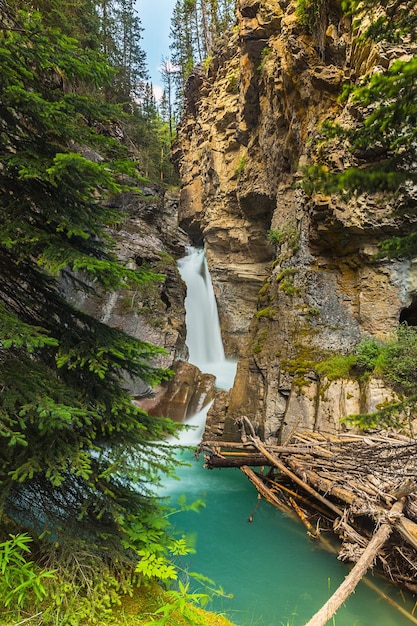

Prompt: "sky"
[136,0,177,97]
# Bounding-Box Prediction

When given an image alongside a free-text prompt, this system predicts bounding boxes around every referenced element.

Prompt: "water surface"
[161,449,416,626]
[171,248,416,625]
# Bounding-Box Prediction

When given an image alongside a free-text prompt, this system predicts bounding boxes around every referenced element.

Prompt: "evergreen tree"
[169,0,235,112]
[0,3,180,570]
[5,0,101,49]
[95,0,148,102]
[170,0,197,108]
[305,0,417,254]
[112,0,148,101]
[160,56,176,139]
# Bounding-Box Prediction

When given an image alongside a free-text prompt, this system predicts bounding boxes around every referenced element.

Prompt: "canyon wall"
[173,0,417,442]
[63,185,215,423]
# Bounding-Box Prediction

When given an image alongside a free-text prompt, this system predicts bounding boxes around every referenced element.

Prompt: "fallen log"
[286,457,360,506]
[290,496,318,537]
[396,517,417,553]
[204,421,417,602]
[305,498,405,626]
[239,465,294,517]
[238,420,345,520]
[200,440,333,455]
[205,453,271,468]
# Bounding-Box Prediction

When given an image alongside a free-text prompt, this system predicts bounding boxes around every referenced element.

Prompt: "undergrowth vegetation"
[0,498,234,625]
[315,325,417,430]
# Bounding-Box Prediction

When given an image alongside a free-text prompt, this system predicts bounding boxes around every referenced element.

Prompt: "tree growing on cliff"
[0,2,180,589]
[303,0,417,254]
[100,0,149,101]
[169,0,235,109]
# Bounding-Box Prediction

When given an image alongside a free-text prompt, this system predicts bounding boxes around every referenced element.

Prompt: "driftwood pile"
[197,416,417,625]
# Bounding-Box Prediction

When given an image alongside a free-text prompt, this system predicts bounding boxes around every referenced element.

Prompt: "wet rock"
[136,360,215,422]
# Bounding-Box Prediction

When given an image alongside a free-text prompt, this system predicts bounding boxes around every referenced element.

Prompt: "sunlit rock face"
[174,0,417,442]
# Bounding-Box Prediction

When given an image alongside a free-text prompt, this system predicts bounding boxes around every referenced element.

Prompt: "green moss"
[279,327,417,431]
[281,353,316,389]
[255,307,278,320]
[253,329,269,354]
[258,282,270,298]
[279,280,302,296]
[295,304,321,320]
[315,354,357,381]
[275,268,301,296]
[234,153,247,177]
[257,282,271,306]
[276,267,299,282]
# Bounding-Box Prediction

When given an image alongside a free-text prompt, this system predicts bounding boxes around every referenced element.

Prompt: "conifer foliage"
[0,2,179,568]
[305,0,417,255]
[170,0,235,110]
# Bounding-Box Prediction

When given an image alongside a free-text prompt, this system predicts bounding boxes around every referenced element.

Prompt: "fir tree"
[169,0,235,112]
[304,0,417,255]
[160,56,176,139]
[111,0,148,101]
[0,3,180,570]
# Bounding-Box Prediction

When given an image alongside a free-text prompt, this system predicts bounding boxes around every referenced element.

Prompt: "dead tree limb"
[240,465,294,516]
[205,454,271,468]
[238,417,345,519]
[304,498,405,626]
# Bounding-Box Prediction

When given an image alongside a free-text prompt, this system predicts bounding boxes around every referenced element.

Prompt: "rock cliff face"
[173,0,417,442]
[63,185,215,421]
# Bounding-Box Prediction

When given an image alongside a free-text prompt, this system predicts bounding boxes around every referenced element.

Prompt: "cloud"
[157,59,180,74]
[152,84,164,103]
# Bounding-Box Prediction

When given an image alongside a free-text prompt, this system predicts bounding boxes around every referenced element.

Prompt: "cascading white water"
[177,247,237,392]
[178,247,224,365]
[171,247,237,446]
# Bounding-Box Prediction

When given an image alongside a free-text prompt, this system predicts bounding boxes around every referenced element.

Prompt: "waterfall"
[177,247,237,392]
[168,246,236,447]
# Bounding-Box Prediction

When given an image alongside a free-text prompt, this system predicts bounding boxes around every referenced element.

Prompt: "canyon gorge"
[84,0,417,447]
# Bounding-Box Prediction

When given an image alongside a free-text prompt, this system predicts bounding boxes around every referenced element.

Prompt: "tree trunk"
[205,454,271,468]
[305,498,405,626]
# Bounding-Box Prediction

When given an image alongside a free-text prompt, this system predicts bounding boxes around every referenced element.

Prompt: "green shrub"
[227,70,239,93]
[257,46,271,72]
[337,326,417,431]
[203,55,213,72]
[296,0,326,33]
[381,325,417,395]
[267,225,300,255]
[354,336,383,373]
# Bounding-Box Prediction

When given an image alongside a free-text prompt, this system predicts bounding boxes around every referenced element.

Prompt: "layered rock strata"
[174,0,417,442]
